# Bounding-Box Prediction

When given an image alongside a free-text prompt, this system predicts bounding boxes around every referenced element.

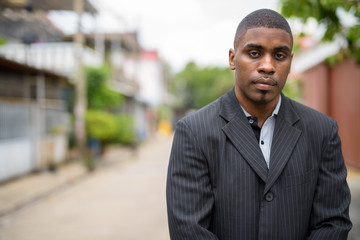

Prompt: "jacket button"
[265,192,274,202]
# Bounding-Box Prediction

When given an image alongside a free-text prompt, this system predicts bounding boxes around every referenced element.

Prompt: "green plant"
[283,77,303,101]
[85,110,119,142]
[0,37,7,46]
[85,110,136,146]
[116,114,136,145]
[280,0,360,65]
[173,62,234,109]
[86,65,124,110]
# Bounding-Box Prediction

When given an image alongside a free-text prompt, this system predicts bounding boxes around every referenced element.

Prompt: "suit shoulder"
[288,97,336,126]
[176,98,222,131]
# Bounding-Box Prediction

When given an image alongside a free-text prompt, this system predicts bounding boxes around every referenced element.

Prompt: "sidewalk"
[0,145,134,218]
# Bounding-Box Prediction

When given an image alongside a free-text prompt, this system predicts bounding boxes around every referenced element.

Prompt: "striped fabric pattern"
[166,88,352,240]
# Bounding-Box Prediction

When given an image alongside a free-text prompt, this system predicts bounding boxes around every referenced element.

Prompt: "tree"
[280,0,360,65]
[86,66,124,109]
[84,66,135,146]
[173,62,234,109]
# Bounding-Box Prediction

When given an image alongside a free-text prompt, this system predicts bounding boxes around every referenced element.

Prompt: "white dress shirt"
[241,96,282,168]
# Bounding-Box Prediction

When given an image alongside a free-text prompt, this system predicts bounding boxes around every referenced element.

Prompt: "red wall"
[302,62,330,115]
[330,59,360,168]
[302,59,360,168]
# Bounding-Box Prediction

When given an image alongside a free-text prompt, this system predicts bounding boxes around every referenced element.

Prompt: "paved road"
[0,136,172,240]
[349,178,360,240]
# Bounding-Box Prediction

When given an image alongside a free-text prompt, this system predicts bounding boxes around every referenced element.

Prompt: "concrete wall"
[0,134,67,183]
[0,138,33,182]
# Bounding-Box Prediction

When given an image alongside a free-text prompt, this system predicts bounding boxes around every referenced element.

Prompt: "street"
[0,136,172,240]
[0,134,359,240]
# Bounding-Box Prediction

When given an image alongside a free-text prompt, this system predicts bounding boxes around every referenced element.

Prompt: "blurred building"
[82,33,168,141]
[0,1,169,182]
[136,50,167,106]
[0,56,71,182]
[292,42,360,169]
[0,0,96,182]
[0,0,97,14]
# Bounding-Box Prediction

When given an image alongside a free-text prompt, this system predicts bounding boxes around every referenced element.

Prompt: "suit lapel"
[220,88,268,182]
[219,90,302,187]
[264,95,302,194]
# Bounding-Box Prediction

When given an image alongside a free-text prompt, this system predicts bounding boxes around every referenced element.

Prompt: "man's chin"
[252,92,277,105]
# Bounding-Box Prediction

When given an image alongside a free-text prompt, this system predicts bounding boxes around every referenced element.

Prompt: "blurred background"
[0,0,359,239]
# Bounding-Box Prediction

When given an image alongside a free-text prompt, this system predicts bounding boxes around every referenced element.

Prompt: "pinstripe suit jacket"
[166,88,352,240]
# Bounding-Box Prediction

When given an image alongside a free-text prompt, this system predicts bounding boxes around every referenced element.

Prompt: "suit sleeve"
[166,119,219,240]
[307,120,352,239]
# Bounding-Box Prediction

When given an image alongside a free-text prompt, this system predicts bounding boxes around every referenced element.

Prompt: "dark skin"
[229,27,293,127]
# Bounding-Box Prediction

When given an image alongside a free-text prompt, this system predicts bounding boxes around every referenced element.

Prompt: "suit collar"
[276,93,300,125]
[219,89,293,122]
[219,87,242,122]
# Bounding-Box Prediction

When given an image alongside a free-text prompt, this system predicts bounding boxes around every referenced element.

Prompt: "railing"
[0,42,103,79]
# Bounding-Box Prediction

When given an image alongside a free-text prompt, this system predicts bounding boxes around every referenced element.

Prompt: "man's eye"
[275,53,286,60]
[248,51,260,58]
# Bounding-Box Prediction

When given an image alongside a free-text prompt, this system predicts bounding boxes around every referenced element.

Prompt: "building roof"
[0,0,97,14]
[0,9,64,43]
[0,55,69,80]
[292,39,346,74]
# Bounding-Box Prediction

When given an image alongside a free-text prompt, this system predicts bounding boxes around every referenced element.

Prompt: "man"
[166,8,352,240]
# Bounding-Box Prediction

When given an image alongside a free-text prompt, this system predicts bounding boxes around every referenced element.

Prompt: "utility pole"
[74,0,87,159]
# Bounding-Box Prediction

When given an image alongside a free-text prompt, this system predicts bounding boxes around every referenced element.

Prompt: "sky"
[49,0,280,72]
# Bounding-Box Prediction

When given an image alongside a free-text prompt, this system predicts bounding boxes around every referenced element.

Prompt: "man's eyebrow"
[275,46,292,52]
[245,43,263,49]
[244,44,292,53]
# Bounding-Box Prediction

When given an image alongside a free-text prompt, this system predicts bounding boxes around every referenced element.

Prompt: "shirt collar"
[241,95,282,118]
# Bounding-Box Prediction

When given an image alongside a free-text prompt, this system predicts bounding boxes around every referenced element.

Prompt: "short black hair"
[233,9,293,48]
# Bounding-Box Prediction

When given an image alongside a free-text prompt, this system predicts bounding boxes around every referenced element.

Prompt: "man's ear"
[229,48,236,70]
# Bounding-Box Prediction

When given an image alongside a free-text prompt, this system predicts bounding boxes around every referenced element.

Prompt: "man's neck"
[239,96,280,127]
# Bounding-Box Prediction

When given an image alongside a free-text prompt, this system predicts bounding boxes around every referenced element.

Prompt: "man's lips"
[253,77,277,91]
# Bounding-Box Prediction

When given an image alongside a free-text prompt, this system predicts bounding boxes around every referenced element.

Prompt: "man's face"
[229,27,293,107]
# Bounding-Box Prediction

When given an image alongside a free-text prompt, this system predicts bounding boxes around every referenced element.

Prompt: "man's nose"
[258,54,275,75]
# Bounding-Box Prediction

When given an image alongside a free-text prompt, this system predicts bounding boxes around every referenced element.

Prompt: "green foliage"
[280,0,360,65]
[283,78,302,101]
[116,114,136,145]
[173,62,234,109]
[157,104,172,120]
[0,37,7,46]
[85,110,136,145]
[85,110,119,142]
[86,66,124,109]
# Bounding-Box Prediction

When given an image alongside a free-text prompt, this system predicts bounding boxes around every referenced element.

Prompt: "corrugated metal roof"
[0,10,64,42]
[0,0,97,14]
